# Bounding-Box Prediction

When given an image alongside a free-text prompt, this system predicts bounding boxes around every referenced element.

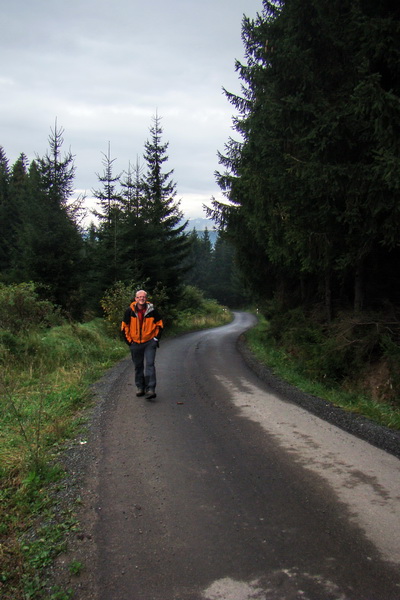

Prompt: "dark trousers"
[130,339,158,390]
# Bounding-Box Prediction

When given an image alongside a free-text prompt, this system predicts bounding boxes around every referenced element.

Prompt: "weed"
[48,587,73,599]
[68,560,84,576]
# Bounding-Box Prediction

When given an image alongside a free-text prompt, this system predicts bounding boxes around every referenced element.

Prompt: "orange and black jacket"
[121,301,163,345]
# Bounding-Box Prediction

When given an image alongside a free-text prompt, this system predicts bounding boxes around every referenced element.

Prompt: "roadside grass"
[245,316,400,431]
[167,299,232,336]
[0,307,232,600]
[0,318,128,600]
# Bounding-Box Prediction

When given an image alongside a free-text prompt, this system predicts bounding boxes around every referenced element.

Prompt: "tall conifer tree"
[141,113,190,298]
[6,154,31,281]
[212,0,400,314]
[0,147,11,277]
[32,123,85,315]
[92,143,124,287]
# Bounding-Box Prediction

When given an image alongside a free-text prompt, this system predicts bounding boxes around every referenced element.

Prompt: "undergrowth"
[168,286,232,335]
[0,318,128,600]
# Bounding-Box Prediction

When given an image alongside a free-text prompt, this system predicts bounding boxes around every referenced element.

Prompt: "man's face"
[135,292,147,306]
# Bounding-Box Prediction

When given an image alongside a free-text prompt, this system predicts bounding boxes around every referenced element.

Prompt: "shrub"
[0,282,62,333]
[176,286,206,314]
[100,281,142,332]
[381,335,400,407]
[266,306,400,391]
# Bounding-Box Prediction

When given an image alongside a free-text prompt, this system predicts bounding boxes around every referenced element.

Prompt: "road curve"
[77,312,400,600]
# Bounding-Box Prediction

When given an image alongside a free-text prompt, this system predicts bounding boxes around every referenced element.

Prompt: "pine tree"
[184,228,213,293]
[0,147,9,202]
[120,157,145,217]
[35,119,76,208]
[210,2,288,304]
[212,0,400,314]
[6,154,31,281]
[0,147,11,277]
[209,234,243,307]
[92,143,124,287]
[141,113,190,298]
[93,143,122,222]
[31,124,85,315]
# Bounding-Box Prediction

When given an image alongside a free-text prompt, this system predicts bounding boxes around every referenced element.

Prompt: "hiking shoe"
[136,388,145,397]
[145,389,156,400]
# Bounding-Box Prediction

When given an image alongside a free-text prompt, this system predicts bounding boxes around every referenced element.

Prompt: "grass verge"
[167,299,232,336]
[245,316,400,431]
[0,319,128,600]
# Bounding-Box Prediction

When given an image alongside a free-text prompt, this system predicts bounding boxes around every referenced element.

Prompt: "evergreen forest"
[1,0,400,404]
[4,4,400,597]
[209,0,400,404]
[0,115,239,322]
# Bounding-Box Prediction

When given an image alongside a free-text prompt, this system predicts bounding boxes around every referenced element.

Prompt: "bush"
[0,282,62,333]
[0,329,21,356]
[0,329,42,363]
[176,286,206,314]
[100,281,142,332]
[266,306,400,390]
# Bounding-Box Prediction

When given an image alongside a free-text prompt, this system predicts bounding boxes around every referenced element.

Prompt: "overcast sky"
[1,0,262,222]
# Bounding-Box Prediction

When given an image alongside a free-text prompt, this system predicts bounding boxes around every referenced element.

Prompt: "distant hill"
[186,217,217,231]
[185,217,218,245]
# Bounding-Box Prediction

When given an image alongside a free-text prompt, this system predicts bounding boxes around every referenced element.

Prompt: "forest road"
[71,312,400,600]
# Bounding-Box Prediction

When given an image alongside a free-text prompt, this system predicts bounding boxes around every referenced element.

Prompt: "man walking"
[121,290,163,399]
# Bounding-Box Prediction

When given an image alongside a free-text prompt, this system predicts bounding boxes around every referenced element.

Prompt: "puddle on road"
[201,569,349,600]
[203,577,265,599]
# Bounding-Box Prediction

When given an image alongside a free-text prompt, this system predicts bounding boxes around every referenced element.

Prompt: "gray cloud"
[1,0,261,219]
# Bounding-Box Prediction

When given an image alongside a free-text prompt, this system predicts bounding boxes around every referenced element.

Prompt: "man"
[121,290,163,400]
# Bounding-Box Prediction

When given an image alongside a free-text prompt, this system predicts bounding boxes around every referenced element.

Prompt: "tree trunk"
[354,261,364,312]
[325,271,332,322]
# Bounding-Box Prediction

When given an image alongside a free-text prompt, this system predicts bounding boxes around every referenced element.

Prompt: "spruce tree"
[120,157,145,217]
[35,120,76,208]
[0,147,11,277]
[209,234,243,307]
[118,156,151,284]
[6,154,31,282]
[184,228,213,294]
[141,113,190,299]
[0,147,9,203]
[212,0,400,315]
[32,124,85,315]
[92,143,124,287]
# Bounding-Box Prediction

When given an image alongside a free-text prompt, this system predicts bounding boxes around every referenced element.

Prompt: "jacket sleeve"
[120,308,132,345]
[153,309,164,339]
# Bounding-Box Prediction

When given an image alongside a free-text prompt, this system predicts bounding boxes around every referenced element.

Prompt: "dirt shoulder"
[44,357,132,599]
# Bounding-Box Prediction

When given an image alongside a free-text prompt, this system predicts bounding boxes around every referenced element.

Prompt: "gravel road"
[53,312,400,600]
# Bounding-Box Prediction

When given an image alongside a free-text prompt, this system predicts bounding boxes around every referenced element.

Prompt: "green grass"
[1,320,127,474]
[167,299,232,336]
[0,319,128,600]
[245,317,400,431]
